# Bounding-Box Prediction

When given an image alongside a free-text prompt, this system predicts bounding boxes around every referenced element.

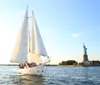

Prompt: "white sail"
[31,11,48,56]
[27,53,42,63]
[28,31,31,52]
[30,12,35,53]
[10,9,28,63]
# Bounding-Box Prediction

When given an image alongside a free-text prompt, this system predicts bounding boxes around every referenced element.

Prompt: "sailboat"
[10,7,50,75]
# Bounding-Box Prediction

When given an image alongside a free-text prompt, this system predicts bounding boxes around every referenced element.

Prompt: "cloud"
[71,33,82,38]
[42,29,52,36]
[41,28,54,39]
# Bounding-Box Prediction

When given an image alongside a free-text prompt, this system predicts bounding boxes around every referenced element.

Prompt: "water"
[0,66,100,85]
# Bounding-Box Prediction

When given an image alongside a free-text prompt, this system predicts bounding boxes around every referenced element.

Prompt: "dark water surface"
[0,66,100,85]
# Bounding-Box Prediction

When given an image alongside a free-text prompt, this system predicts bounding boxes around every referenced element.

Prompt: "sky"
[0,0,100,64]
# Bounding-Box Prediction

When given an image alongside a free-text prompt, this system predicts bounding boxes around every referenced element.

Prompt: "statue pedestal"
[82,54,91,66]
[83,54,88,61]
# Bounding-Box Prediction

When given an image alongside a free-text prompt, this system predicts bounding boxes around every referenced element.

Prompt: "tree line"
[59,60,78,65]
[59,60,100,66]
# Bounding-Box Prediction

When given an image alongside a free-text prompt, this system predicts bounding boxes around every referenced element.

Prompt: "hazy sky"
[0,0,100,64]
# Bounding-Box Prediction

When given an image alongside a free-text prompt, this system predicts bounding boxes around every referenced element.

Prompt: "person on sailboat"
[25,61,30,68]
[25,61,37,67]
[19,63,24,68]
[30,62,37,67]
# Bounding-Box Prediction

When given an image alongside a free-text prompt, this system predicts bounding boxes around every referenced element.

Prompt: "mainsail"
[10,9,28,63]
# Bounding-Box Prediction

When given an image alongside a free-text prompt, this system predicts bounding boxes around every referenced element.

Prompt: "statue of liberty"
[83,43,87,55]
[82,43,90,66]
[83,43,89,61]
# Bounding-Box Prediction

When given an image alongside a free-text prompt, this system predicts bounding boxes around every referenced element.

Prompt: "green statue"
[83,43,87,55]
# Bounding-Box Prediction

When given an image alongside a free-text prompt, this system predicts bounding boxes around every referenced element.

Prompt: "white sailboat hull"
[18,65,43,75]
